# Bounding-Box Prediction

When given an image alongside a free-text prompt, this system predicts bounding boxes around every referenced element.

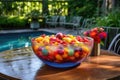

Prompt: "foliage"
[68,0,98,18]
[26,9,41,22]
[0,0,120,29]
[48,1,68,16]
[0,16,27,30]
[0,1,42,16]
[7,16,27,27]
[0,0,98,18]
[0,1,16,15]
[95,10,120,27]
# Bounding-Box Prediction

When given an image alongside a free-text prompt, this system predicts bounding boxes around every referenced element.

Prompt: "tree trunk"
[102,0,115,15]
[42,0,48,15]
[108,0,115,12]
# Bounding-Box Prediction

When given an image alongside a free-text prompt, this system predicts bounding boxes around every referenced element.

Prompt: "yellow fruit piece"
[64,47,69,53]
[54,42,58,45]
[55,54,63,61]
[63,37,72,43]
[78,42,84,47]
[35,37,43,42]
[74,43,79,47]
[45,46,50,50]
[33,45,39,53]
[82,46,90,53]
[38,42,44,46]
[45,46,54,54]
[51,35,55,37]
[68,34,74,39]
[43,39,49,43]
[46,39,50,43]
[45,36,49,39]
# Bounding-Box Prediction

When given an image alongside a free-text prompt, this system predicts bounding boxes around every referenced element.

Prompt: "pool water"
[0,31,54,52]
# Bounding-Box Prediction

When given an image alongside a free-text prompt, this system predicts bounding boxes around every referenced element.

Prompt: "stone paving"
[0,27,88,35]
[41,27,89,35]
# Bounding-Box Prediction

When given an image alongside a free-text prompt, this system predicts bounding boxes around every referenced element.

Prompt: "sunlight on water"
[25,42,29,47]
[0,31,54,52]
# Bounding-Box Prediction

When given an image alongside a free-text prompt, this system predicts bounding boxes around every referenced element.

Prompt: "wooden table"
[0,47,120,80]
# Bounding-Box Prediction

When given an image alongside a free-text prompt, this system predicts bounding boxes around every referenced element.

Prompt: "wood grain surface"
[0,48,120,80]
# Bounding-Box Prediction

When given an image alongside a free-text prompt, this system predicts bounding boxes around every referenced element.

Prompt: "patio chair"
[64,16,82,30]
[76,18,92,35]
[59,16,66,27]
[81,19,93,29]
[46,16,59,28]
[108,33,120,54]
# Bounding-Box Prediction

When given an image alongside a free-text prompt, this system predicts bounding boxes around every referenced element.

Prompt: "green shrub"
[0,16,8,27]
[7,16,27,27]
[95,10,120,27]
[0,16,28,30]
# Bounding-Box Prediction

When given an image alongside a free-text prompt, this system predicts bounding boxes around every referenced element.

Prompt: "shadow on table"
[35,65,73,75]
[107,75,120,80]
[0,73,20,80]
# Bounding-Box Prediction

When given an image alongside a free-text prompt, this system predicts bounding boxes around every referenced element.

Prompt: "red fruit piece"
[83,37,89,42]
[56,38,62,43]
[48,55,55,61]
[74,52,80,58]
[41,34,46,37]
[57,49,64,55]
[36,51,42,57]
[69,56,76,62]
[76,36,83,42]
[50,37,57,43]
[38,47,42,51]
[56,32,64,39]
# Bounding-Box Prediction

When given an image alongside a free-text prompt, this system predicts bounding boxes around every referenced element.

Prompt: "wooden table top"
[0,47,120,80]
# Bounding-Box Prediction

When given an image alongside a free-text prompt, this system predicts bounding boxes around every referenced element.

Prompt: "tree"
[68,0,98,18]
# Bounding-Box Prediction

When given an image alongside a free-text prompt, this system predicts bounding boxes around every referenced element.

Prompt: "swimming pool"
[0,31,54,52]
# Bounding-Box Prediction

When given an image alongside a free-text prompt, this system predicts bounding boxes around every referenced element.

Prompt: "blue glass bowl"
[31,36,93,68]
[40,57,86,68]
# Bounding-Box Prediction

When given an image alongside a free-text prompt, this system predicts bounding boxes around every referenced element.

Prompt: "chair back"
[59,16,66,26]
[72,16,82,23]
[46,16,59,22]
[81,19,92,28]
[52,16,59,22]
[108,33,120,54]
[71,16,82,27]
[59,16,66,23]
[46,16,59,27]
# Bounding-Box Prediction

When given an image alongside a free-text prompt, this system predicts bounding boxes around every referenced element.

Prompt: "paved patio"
[0,27,88,35]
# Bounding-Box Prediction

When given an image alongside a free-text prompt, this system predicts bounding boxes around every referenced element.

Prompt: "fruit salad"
[31,32,93,63]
